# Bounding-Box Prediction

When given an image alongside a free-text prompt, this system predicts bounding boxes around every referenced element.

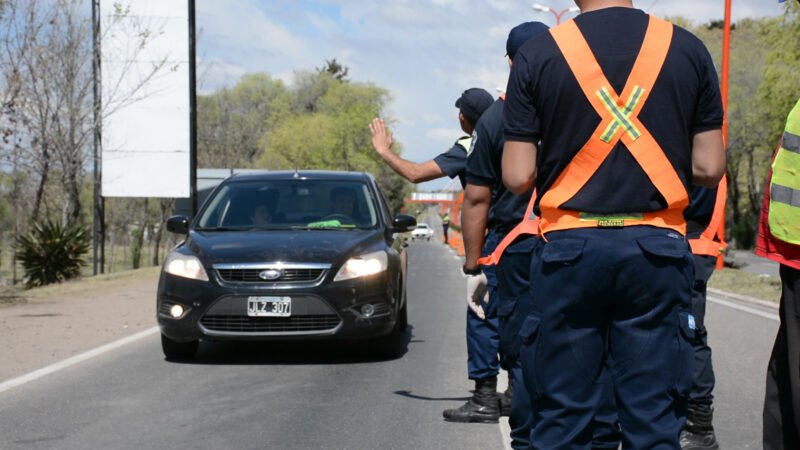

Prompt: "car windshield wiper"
[290,226,353,231]
[194,226,243,231]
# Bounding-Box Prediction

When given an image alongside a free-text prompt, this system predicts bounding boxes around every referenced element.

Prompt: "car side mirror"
[392,214,417,233]
[166,216,190,234]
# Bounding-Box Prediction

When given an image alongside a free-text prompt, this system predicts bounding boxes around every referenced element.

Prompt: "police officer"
[458,22,621,449]
[446,22,543,431]
[369,88,494,190]
[502,0,726,447]
[683,185,727,449]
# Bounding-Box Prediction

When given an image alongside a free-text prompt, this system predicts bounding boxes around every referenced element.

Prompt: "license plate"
[247,296,291,317]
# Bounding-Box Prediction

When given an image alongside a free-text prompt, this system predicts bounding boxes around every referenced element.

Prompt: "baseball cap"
[455,88,494,125]
[506,21,549,60]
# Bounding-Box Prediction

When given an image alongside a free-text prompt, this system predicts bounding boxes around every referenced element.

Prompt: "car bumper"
[156,270,399,342]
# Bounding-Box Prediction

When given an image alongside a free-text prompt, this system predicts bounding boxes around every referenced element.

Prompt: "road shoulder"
[0,268,160,382]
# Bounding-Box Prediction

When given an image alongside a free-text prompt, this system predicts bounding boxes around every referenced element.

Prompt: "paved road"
[0,242,506,450]
[0,242,780,449]
[728,249,780,278]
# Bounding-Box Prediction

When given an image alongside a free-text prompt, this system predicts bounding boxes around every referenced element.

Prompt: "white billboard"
[101,0,191,198]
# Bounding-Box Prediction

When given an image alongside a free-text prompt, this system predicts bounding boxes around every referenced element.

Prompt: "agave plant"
[15,219,90,288]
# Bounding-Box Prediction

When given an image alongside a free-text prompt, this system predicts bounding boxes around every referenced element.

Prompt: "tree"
[0,0,170,282]
[198,73,290,168]
[259,71,411,211]
[317,58,349,81]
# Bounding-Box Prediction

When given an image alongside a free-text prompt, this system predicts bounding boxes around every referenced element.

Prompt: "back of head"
[506,21,550,61]
[455,88,495,126]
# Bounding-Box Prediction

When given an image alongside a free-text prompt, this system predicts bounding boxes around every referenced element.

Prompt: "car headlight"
[163,252,209,281]
[334,250,388,282]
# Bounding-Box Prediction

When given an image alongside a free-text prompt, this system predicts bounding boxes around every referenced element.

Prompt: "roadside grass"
[709,267,782,303]
[0,266,161,306]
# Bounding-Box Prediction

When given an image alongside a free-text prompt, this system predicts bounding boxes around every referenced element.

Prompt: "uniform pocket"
[518,314,543,398]
[672,311,696,397]
[541,238,585,265]
[636,235,689,259]
[497,295,518,319]
[498,296,521,365]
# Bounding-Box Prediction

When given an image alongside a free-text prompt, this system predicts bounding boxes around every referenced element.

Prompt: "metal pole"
[717,0,732,269]
[91,0,105,274]
[721,0,731,145]
[188,0,198,218]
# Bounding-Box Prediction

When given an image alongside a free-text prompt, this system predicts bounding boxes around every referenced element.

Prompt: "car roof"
[225,170,373,183]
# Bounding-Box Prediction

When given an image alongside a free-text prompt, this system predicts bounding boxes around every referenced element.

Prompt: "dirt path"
[0,268,160,382]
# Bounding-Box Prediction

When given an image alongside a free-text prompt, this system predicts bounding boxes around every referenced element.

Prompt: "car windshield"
[417,224,429,229]
[196,179,379,231]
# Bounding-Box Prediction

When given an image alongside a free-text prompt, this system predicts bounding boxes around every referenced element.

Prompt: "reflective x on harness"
[538,16,689,236]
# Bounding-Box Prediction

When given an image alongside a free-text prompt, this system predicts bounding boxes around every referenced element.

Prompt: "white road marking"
[0,326,159,395]
[708,296,779,322]
[499,417,513,450]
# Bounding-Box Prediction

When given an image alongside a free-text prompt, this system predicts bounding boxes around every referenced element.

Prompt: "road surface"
[0,242,779,449]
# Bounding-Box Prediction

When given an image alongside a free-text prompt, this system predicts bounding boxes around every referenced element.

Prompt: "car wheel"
[371,322,403,360]
[161,334,198,360]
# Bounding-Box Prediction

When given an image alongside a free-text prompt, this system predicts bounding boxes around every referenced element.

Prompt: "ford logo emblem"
[258,269,282,281]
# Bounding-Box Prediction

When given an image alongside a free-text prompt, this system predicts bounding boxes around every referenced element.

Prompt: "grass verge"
[708,268,781,303]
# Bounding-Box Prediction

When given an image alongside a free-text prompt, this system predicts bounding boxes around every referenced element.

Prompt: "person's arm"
[502,140,538,195]
[462,183,492,271]
[369,118,445,183]
[692,129,726,188]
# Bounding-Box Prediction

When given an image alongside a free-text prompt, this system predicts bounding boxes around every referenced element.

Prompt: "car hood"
[187,229,385,265]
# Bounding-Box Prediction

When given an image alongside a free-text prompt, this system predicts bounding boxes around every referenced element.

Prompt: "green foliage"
[15,219,90,288]
[198,73,291,168]
[258,72,411,212]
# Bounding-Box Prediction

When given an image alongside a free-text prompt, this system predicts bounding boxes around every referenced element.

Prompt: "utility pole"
[189,0,198,218]
[91,0,105,274]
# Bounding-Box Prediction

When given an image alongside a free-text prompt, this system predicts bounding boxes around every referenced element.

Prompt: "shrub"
[15,220,90,288]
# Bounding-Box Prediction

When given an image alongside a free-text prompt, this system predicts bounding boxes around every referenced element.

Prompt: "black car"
[157,171,416,360]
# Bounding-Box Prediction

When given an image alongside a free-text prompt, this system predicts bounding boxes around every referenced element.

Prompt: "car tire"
[161,334,198,360]
[371,322,403,360]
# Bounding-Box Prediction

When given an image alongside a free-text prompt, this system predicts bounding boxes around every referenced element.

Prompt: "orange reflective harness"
[477,191,539,266]
[538,16,688,236]
[688,176,728,256]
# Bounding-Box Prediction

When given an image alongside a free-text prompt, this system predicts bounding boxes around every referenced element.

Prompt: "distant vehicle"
[411,223,434,241]
[157,171,417,360]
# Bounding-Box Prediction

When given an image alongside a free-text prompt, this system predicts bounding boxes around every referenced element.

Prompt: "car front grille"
[216,268,326,284]
[200,315,341,333]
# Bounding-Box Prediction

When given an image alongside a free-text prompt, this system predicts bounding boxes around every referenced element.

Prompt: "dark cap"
[455,88,494,126]
[506,21,549,60]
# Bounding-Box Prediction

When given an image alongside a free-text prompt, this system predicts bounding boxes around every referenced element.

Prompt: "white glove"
[465,272,489,320]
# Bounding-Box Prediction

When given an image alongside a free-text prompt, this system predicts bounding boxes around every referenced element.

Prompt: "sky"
[195,0,788,191]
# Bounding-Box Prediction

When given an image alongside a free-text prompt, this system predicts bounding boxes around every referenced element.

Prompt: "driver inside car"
[327,186,359,225]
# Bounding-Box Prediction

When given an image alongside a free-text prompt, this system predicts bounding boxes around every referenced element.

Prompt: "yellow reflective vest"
[769,98,800,245]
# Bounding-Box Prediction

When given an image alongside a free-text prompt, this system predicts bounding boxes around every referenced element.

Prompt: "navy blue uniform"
[467,99,533,233]
[434,138,470,189]
[505,9,723,218]
[466,99,537,449]
[686,186,720,417]
[504,8,723,448]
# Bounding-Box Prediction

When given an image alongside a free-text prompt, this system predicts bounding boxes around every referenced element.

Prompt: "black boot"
[443,377,500,423]
[680,407,719,450]
[498,384,512,417]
